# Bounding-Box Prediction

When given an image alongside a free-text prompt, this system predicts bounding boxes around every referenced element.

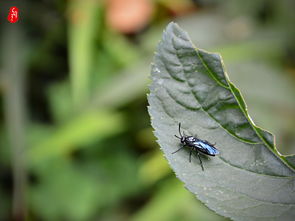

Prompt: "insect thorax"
[186,136,197,142]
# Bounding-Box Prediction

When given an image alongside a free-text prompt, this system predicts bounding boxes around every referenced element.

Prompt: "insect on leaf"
[148,22,295,220]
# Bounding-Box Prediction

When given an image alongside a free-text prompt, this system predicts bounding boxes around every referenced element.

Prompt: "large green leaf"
[148,22,295,220]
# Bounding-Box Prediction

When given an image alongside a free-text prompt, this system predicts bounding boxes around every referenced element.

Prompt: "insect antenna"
[178,123,183,137]
[174,123,183,139]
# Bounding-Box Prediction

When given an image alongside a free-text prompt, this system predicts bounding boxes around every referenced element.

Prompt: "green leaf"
[28,110,124,164]
[132,178,226,221]
[285,156,295,168]
[68,1,103,107]
[148,22,295,220]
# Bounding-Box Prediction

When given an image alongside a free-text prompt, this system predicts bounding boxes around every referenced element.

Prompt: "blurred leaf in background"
[0,0,294,220]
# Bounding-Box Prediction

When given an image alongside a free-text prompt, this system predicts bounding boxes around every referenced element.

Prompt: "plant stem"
[1,24,27,221]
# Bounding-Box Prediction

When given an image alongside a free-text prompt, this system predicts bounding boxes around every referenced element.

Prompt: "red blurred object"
[106,0,153,34]
[7,6,19,23]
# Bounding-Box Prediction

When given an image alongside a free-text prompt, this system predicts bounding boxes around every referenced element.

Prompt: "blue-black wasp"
[172,123,219,171]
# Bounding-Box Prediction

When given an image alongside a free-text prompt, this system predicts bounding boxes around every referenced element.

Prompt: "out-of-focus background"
[0,0,295,220]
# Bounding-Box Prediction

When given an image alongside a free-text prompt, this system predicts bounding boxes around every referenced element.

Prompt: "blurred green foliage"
[0,0,294,220]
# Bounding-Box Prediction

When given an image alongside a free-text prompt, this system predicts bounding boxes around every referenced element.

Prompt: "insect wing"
[194,141,219,156]
[206,145,219,155]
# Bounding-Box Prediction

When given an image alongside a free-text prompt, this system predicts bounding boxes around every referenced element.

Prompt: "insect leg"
[189,148,193,162]
[172,145,184,154]
[195,150,204,171]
